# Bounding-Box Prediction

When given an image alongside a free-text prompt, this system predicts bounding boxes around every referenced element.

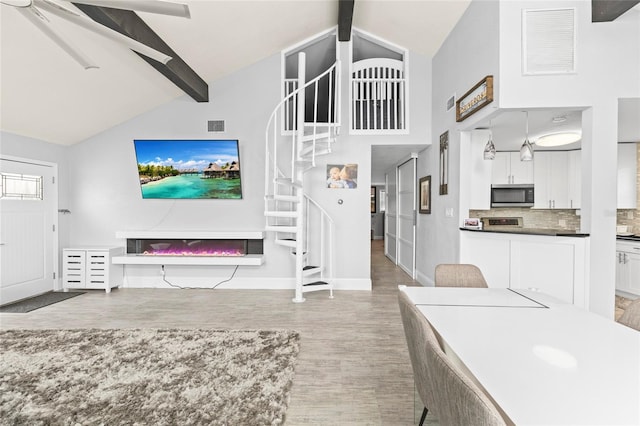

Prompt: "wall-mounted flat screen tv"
[133,139,242,199]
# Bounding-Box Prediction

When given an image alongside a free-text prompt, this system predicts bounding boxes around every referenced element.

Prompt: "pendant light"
[520,111,534,161]
[483,120,496,160]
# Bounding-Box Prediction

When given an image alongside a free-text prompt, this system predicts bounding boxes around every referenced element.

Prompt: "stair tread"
[303,281,329,286]
[275,178,302,189]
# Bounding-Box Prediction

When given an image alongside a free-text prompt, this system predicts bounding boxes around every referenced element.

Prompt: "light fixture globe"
[536,132,581,147]
[483,125,496,160]
[520,111,534,161]
[520,138,534,161]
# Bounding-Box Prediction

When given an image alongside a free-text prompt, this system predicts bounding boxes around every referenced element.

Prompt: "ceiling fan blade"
[35,0,172,64]
[71,0,190,18]
[17,5,99,69]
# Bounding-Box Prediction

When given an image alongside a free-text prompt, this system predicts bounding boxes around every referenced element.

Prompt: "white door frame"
[0,155,59,292]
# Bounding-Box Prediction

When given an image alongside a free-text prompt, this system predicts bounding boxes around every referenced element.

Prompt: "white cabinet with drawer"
[616,241,640,297]
[63,247,123,293]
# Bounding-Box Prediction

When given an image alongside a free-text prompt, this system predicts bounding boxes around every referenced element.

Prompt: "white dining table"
[400,286,640,426]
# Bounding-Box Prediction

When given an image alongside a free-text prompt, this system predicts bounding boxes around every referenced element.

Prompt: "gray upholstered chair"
[434,264,488,288]
[425,332,507,426]
[618,298,640,331]
[399,287,506,426]
[398,290,439,426]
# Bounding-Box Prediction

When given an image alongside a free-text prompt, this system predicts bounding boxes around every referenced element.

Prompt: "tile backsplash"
[469,208,581,230]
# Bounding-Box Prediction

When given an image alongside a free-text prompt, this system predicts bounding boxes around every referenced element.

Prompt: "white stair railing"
[264,52,340,302]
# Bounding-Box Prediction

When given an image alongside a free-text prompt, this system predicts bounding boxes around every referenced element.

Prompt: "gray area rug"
[0,291,85,313]
[0,328,300,425]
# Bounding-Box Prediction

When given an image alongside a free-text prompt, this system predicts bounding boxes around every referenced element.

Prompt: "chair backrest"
[434,264,488,288]
[618,298,640,331]
[425,335,507,426]
[397,290,440,417]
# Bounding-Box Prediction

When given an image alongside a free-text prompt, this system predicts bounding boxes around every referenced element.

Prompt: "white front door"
[397,158,416,278]
[0,157,57,304]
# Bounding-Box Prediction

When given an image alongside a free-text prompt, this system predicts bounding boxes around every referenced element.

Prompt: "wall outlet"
[445,207,454,217]
[628,211,634,219]
[559,219,566,227]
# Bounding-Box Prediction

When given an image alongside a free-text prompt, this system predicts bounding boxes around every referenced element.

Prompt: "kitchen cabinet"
[63,247,123,293]
[567,150,581,209]
[534,151,569,209]
[492,152,534,185]
[617,143,638,209]
[616,241,640,297]
[460,231,588,307]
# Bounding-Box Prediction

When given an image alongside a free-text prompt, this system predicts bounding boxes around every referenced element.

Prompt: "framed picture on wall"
[439,131,449,195]
[371,187,376,213]
[419,176,431,214]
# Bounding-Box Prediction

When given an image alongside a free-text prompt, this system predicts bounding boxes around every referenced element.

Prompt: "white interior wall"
[417,0,501,286]
[497,0,640,317]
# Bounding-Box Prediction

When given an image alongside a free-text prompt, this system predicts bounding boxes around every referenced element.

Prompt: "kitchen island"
[459,228,589,308]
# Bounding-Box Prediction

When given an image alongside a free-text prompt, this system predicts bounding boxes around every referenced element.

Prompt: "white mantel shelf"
[115,230,265,240]
[112,254,264,266]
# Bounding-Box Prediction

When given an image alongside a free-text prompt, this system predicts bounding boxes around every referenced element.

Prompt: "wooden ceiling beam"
[592,0,639,22]
[338,0,355,41]
[72,3,209,102]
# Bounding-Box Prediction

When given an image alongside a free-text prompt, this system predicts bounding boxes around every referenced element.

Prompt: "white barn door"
[0,157,57,305]
[384,171,397,262]
[397,158,416,278]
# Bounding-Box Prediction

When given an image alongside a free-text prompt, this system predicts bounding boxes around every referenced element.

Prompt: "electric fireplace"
[126,238,264,257]
[114,231,265,266]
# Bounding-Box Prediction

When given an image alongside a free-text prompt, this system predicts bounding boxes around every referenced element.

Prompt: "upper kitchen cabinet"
[617,143,638,209]
[491,152,534,185]
[534,151,569,209]
[567,150,581,209]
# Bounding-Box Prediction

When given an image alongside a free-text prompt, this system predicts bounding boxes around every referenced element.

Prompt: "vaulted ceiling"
[0,0,472,145]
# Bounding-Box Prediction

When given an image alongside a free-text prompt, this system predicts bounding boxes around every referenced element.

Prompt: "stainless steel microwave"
[491,184,534,207]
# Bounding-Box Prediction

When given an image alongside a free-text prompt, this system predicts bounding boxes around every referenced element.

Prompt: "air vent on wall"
[523,8,576,75]
[208,120,225,132]
[446,95,455,112]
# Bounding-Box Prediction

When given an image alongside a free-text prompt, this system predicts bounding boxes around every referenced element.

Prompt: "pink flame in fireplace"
[142,241,245,257]
[142,248,245,257]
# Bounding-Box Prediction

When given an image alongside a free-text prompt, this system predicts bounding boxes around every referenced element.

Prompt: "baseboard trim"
[122,276,372,291]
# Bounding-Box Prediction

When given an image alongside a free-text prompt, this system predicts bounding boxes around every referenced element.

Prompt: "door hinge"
[52,176,55,184]
[53,272,56,279]
[52,225,56,232]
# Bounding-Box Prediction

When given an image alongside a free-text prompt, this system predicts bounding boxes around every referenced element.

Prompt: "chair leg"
[419,407,428,426]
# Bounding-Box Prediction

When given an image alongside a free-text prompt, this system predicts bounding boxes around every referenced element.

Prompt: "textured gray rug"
[0,329,300,425]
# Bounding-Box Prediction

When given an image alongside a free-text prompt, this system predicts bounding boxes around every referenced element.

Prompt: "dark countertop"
[460,227,590,238]
[617,235,640,242]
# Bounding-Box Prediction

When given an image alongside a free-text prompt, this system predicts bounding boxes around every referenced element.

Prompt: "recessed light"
[552,116,567,123]
[536,132,581,147]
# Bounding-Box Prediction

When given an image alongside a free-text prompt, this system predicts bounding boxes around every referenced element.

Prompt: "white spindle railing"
[351,58,406,132]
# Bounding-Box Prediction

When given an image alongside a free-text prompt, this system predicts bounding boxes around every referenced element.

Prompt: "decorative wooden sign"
[456,76,494,122]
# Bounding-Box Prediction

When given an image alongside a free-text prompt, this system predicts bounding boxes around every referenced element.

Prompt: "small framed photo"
[419,175,431,214]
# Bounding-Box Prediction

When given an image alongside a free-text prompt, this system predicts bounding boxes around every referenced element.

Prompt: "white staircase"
[264,53,341,302]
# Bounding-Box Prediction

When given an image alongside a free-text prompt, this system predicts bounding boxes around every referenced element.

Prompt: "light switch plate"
[445,207,454,217]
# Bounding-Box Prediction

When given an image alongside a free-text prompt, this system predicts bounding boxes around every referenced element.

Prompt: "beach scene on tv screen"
[134,140,242,199]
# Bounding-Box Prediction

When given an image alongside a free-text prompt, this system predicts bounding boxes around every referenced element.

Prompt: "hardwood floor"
[0,239,426,425]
